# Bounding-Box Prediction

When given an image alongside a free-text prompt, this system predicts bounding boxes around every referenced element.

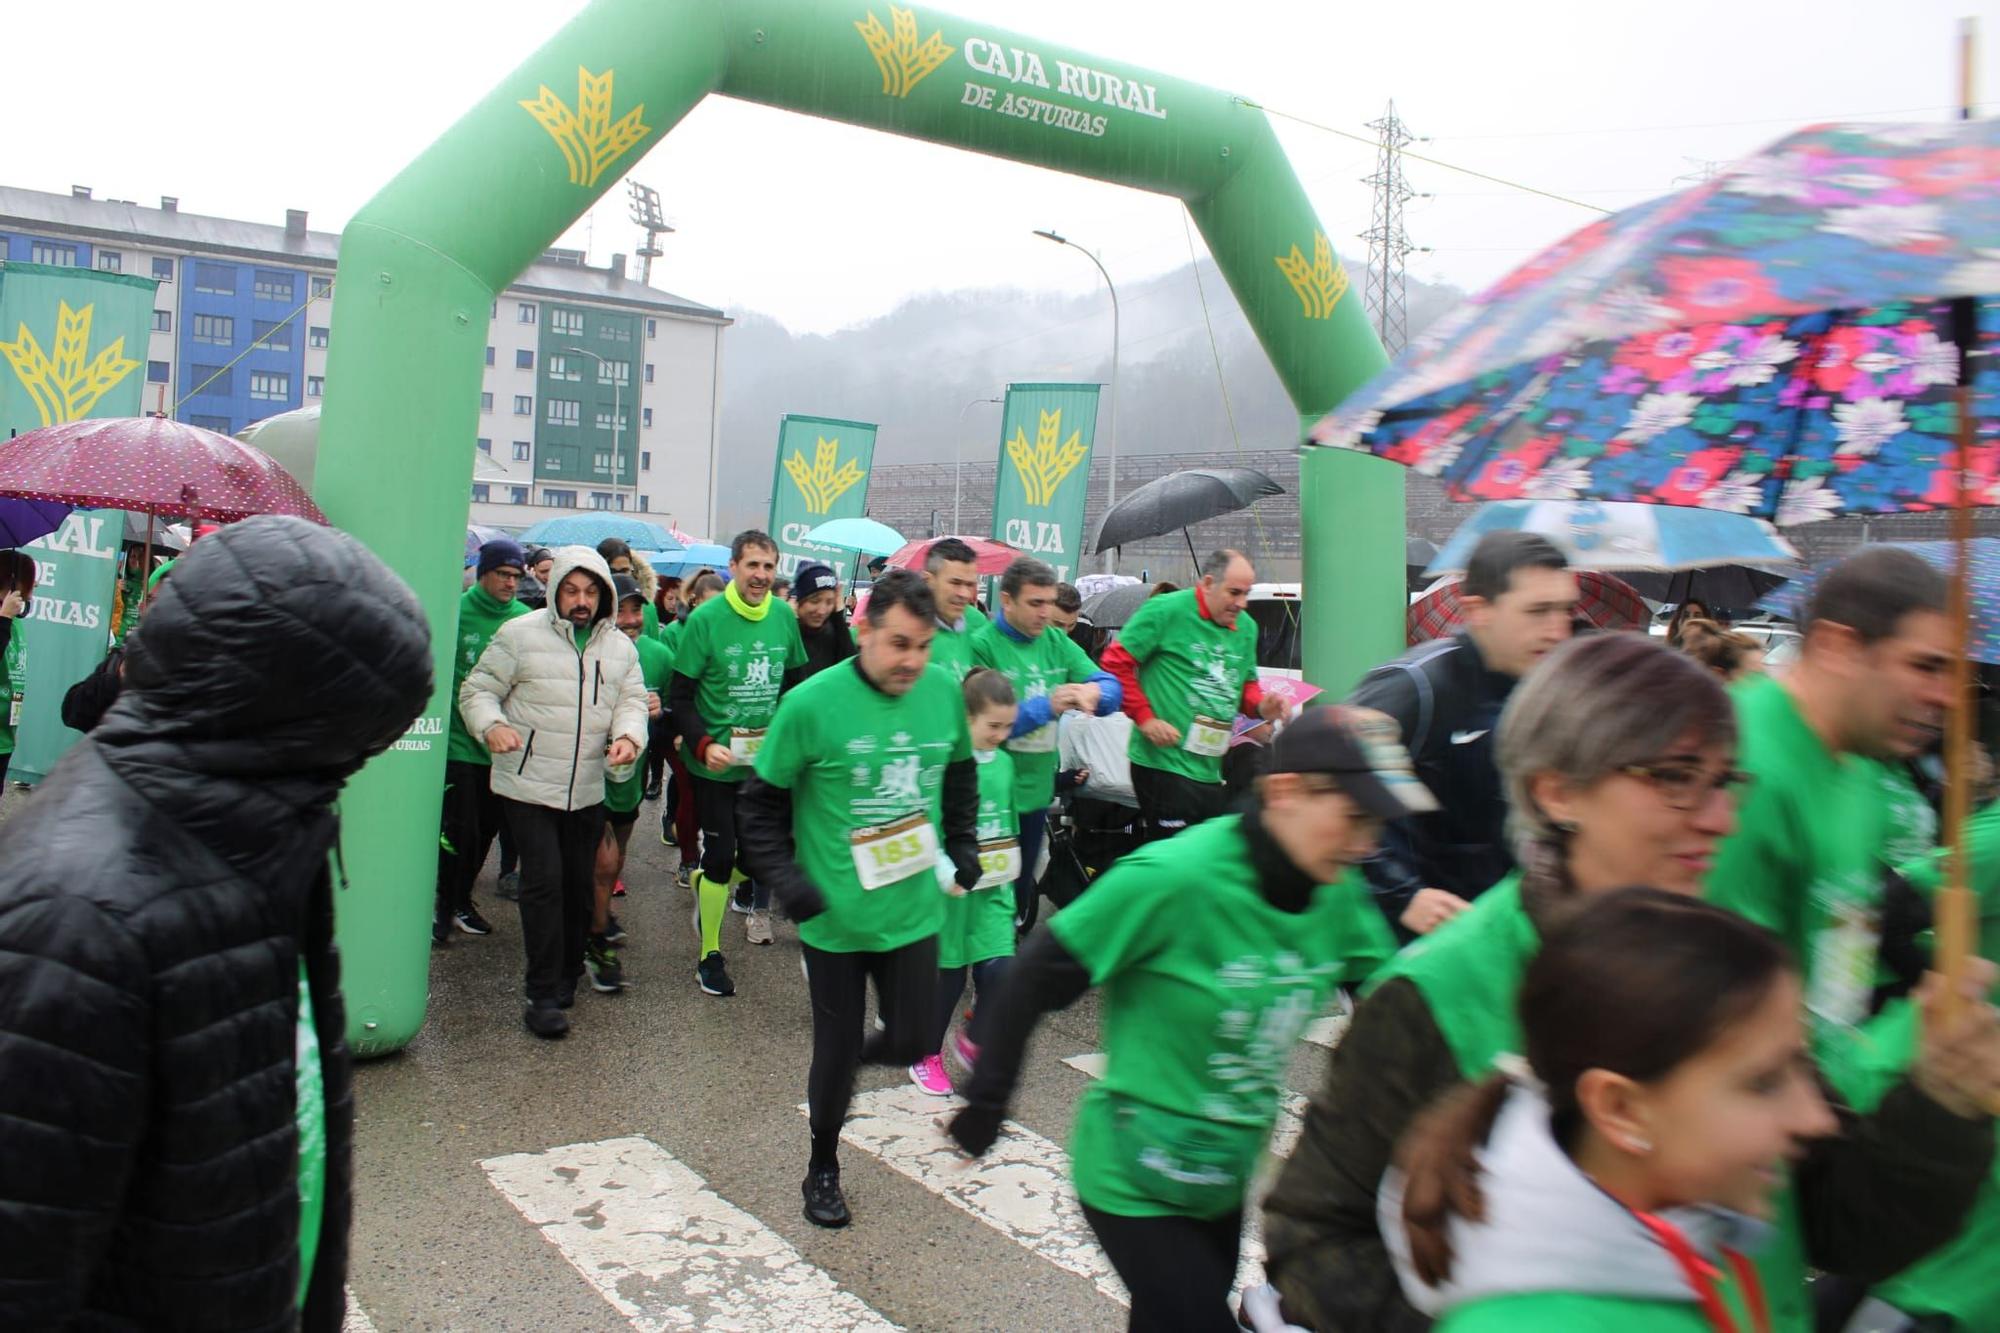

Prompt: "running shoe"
[453,906,493,936]
[676,864,694,891]
[697,950,736,997]
[644,778,663,802]
[746,909,774,946]
[585,936,626,993]
[728,891,753,916]
[802,1167,851,1228]
[612,878,627,898]
[495,870,521,901]
[909,1054,953,1097]
[603,912,627,944]
[431,914,451,949]
[523,1000,569,1039]
[952,1029,980,1074]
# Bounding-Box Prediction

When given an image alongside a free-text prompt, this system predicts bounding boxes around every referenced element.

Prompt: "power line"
[1428,103,1981,141]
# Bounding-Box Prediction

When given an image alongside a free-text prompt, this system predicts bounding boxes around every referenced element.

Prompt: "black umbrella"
[1093,467,1285,562]
[1621,566,1794,611]
[1406,535,1439,571]
[1079,582,1152,630]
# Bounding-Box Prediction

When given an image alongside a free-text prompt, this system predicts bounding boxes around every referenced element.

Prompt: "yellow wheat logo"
[786,437,867,515]
[1007,409,1089,508]
[0,300,141,426]
[520,66,652,189]
[855,5,955,98]
[1275,231,1351,320]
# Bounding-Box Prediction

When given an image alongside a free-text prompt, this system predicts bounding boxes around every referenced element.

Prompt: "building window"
[254,270,295,302]
[191,314,234,346]
[194,262,235,294]
[513,440,531,461]
[147,360,170,384]
[484,345,495,367]
[480,392,494,413]
[643,363,655,383]
[551,308,583,337]
[604,360,630,386]
[593,450,612,471]
[516,394,536,417]
[31,241,76,267]
[641,450,651,471]
[152,257,174,281]
[477,437,492,454]
[516,348,534,371]
[253,318,291,351]
[96,250,122,273]
[517,302,537,324]
[188,365,231,396]
[600,321,631,342]
[307,375,325,397]
[152,309,172,333]
[642,407,653,429]
[471,483,491,503]
[543,488,577,508]
[589,492,614,510]
[311,276,333,299]
[646,318,657,338]
[546,398,580,426]
[309,326,329,350]
[638,494,650,512]
[509,486,530,505]
[547,354,582,382]
[594,410,629,434]
[188,414,233,432]
[248,371,290,401]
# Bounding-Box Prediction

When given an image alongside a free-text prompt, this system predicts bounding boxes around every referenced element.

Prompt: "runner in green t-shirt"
[1102,550,1285,840]
[739,569,980,1230]
[1704,547,1953,1062]
[655,572,723,889]
[0,565,28,791]
[919,537,990,681]
[667,532,809,997]
[970,556,1121,931]
[948,706,1422,1329]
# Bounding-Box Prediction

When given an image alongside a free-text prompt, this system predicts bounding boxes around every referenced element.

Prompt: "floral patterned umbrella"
[1308,118,2000,526]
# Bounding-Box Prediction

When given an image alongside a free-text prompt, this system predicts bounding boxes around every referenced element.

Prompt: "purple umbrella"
[0,497,71,549]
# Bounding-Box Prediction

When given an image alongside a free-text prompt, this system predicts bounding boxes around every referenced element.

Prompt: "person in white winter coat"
[460,545,649,1038]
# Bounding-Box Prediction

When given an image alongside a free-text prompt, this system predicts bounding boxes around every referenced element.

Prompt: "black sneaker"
[557,978,577,1009]
[802,1167,850,1228]
[697,950,736,997]
[431,913,451,948]
[495,871,521,902]
[454,905,493,936]
[603,912,627,944]
[644,778,663,802]
[586,936,626,993]
[523,1000,569,1039]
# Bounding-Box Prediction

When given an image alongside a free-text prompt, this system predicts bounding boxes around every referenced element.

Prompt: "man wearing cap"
[946,705,1417,1321]
[434,539,532,946]
[793,562,858,680]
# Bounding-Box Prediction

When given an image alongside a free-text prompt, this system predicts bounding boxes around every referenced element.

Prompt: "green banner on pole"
[766,414,878,577]
[990,383,1099,584]
[0,263,154,782]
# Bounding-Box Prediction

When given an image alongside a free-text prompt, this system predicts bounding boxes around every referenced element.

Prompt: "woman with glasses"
[1261,631,1993,1333]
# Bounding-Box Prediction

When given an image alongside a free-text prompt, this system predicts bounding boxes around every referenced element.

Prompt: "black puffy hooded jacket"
[0,516,432,1330]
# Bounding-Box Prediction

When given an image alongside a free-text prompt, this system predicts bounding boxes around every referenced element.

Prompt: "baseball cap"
[1269,705,1437,819]
[612,573,643,605]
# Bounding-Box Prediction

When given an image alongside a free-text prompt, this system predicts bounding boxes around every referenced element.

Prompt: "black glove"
[948,1103,1006,1157]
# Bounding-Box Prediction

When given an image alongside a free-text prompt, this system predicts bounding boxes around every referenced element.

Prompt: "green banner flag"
[766,414,878,578]
[990,382,1099,584]
[0,262,156,782]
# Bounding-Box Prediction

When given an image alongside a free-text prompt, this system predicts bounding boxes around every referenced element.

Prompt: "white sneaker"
[746,909,775,946]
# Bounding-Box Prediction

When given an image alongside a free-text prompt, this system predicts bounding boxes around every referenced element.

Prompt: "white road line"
[812,1084,1130,1307]
[1302,1013,1349,1050]
[341,1293,378,1333]
[481,1135,899,1331]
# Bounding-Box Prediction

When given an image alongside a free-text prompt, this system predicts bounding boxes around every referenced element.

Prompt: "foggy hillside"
[710,260,1464,537]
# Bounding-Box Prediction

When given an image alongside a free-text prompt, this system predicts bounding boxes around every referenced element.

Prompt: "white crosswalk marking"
[812,1084,1130,1306]
[341,1293,378,1333]
[481,1135,899,1331]
[1302,1013,1348,1050]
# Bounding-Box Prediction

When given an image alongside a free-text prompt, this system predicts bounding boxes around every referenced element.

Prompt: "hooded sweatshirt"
[445,580,531,765]
[1382,1084,1775,1332]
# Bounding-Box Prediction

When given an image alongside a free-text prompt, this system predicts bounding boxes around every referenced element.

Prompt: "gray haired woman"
[1258,631,1988,1333]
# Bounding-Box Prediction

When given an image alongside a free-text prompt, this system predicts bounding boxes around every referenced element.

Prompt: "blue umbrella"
[641,542,732,577]
[802,516,906,559]
[1425,500,1799,577]
[0,497,71,549]
[515,515,685,552]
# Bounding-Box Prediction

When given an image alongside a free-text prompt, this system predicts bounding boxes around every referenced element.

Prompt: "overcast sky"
[8,1,1992,333]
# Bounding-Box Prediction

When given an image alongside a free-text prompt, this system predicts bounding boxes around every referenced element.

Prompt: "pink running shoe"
[612,879,627,898]
[908,1054,953,1097]
[952,1029,980,1073]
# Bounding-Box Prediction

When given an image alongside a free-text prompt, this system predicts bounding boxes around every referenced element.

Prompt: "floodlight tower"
[628,180,674,286]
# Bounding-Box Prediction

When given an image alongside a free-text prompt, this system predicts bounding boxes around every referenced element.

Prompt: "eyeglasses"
[1619,761,1752,811]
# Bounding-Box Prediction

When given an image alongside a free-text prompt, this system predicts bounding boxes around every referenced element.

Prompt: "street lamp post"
[955,395,1003,535]
[1032,228,1119,572]
[568,345,627,512]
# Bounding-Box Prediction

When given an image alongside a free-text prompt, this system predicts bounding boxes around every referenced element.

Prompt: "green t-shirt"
[929,605,991,682]
[1051,815,1393,1218]
[673,593,808,784]
[1703,673,1890,1058]
[445,583,531,766]
[642,599,661,642]
[754,661,972,953]
[0,621,24,757]
[1867,760,1938,870]
[939,747,1019,969]
[294,959,325,1309]
[605,634,672,814]
[970,614,1099,812]
[658,616,686,665]
[1118,589,1260,785]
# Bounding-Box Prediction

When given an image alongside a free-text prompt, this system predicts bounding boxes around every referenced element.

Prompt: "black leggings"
[802,936,940,1169]
[1014,808,1050,931]
[689,769,741,882]
[927,956,1011,1053]
[1081,1204,1243,1333]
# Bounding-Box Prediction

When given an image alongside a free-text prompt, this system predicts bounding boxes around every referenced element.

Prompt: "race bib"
[974,837,1022,889]
[730,727,768,767]
[1807,903,1881,1035]
[1183,714,1232,758]
[850,812,941,891]
[1010,723,1057,754]
[6,696,19,729]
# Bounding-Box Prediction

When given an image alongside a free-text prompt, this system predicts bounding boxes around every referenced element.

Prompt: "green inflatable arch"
[316,0,1400,1054]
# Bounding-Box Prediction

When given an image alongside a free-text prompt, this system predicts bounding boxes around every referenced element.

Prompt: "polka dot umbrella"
[0,415,327,524]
